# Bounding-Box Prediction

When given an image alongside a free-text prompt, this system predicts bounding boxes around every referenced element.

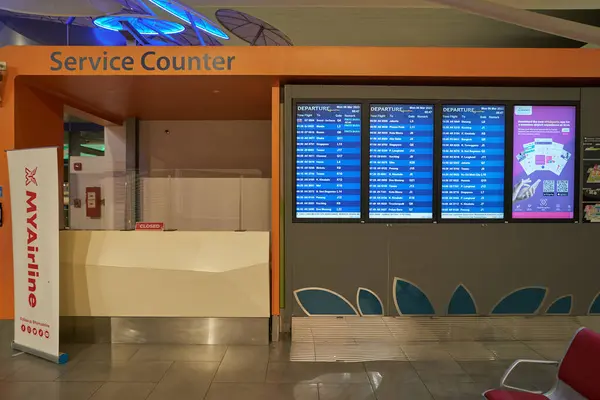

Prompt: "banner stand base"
[12,341,69,364]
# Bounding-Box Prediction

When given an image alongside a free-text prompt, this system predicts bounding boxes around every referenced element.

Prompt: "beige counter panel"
[59,231,270,317]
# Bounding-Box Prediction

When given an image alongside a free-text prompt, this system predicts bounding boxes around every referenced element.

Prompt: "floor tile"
[318,383,376,400]
[424,381,489,400]
[411,360,473,384]
[80,344,141,362]
[213,346,269,383]
[365,362,433,400]
[400,344,454,362]
[3,355,75,382]
[457,361,512,386]
[0,357,35,380]
[481,342,544,360]
[266,362,369,384]
[130,345,227,362]
[3,361,66,382]
[0,346,21,360]
[374,380,434,400]
[204,382,319,400]
[364,361,421,385]
[269,341,315,362]
[411,360,467,373]
[146,362,219,400]
[58,344,97,362]
[437,343,497,361]
[89,382,155,400]
[314,343,406,362]
[523,342,569,361]
[0,382,101,400]
[459,359,555,393]
[58,360,173,382]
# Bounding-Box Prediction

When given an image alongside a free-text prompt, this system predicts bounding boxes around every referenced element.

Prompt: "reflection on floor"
[0,316,597,400]
[291,316,600,362]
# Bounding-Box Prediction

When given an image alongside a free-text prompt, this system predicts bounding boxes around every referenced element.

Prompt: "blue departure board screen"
[295,103,362,219]
[369,104,434,219]
[441,105,506,219]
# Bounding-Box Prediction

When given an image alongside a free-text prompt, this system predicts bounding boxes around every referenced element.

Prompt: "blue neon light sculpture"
[94,14,184,35]
[145,0,229,39]
[0,1,220,47]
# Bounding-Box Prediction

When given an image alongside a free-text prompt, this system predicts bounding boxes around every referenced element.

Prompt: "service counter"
[59,230,270,318]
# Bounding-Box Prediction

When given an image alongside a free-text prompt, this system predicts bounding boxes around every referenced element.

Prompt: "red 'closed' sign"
[135,222,165,231]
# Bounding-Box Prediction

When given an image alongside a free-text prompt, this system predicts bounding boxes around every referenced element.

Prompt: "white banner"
[7,147,61,363]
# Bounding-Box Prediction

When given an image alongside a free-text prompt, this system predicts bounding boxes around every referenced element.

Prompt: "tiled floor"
[0,316,596,400]
[0,338,565,400]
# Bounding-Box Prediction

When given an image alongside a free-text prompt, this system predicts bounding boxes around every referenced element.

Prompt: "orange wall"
[0,78,64,319]
[0,69,15,320]
[271,85,280,316]
[3,45,600,320]
[2,46,600,78]
[14,80,64,153]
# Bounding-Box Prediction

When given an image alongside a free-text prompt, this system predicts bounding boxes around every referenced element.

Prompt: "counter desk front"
[58,230,270,344]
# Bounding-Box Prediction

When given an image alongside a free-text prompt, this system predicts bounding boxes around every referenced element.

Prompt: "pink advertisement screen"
[512,105,576,219]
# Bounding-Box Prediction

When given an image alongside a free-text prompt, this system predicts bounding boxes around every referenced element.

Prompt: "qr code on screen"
[543,180,555,195]
[557,180,569,195]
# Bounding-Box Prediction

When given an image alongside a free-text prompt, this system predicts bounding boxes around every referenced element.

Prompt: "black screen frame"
[507,101,581,223]
[437,101,510,223]
[365,100,437,224]
[291,99,365,223]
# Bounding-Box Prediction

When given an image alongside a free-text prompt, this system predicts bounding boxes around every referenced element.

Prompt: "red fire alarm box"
[85,187,102,218]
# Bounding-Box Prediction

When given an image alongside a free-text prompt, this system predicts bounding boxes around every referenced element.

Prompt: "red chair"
[483,327,600,400]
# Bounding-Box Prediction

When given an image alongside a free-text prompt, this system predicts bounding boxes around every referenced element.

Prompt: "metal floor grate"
[289,316,600,362]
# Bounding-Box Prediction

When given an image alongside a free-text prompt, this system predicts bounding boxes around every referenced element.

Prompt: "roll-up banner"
[7,147,67,364]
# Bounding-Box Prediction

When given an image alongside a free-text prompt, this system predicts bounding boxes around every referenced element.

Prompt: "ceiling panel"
[0,0,121,16]
[187,0,600,9]
[196,7,600,47]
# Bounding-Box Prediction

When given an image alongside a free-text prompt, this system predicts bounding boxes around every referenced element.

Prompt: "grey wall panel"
[387,224,598,316]
[284,84,600,318]
[288,224,389,316]
[580,88,600,137]
[579,88,600,223]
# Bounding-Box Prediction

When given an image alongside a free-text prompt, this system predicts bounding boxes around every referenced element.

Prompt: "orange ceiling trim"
[2,46,600,78]
[23,78,124,125]
[63,105,122,127]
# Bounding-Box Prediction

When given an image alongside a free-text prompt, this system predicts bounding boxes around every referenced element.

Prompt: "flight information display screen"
[441,105,506,219]
[295,103,362,219]
[369,104,434,219]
